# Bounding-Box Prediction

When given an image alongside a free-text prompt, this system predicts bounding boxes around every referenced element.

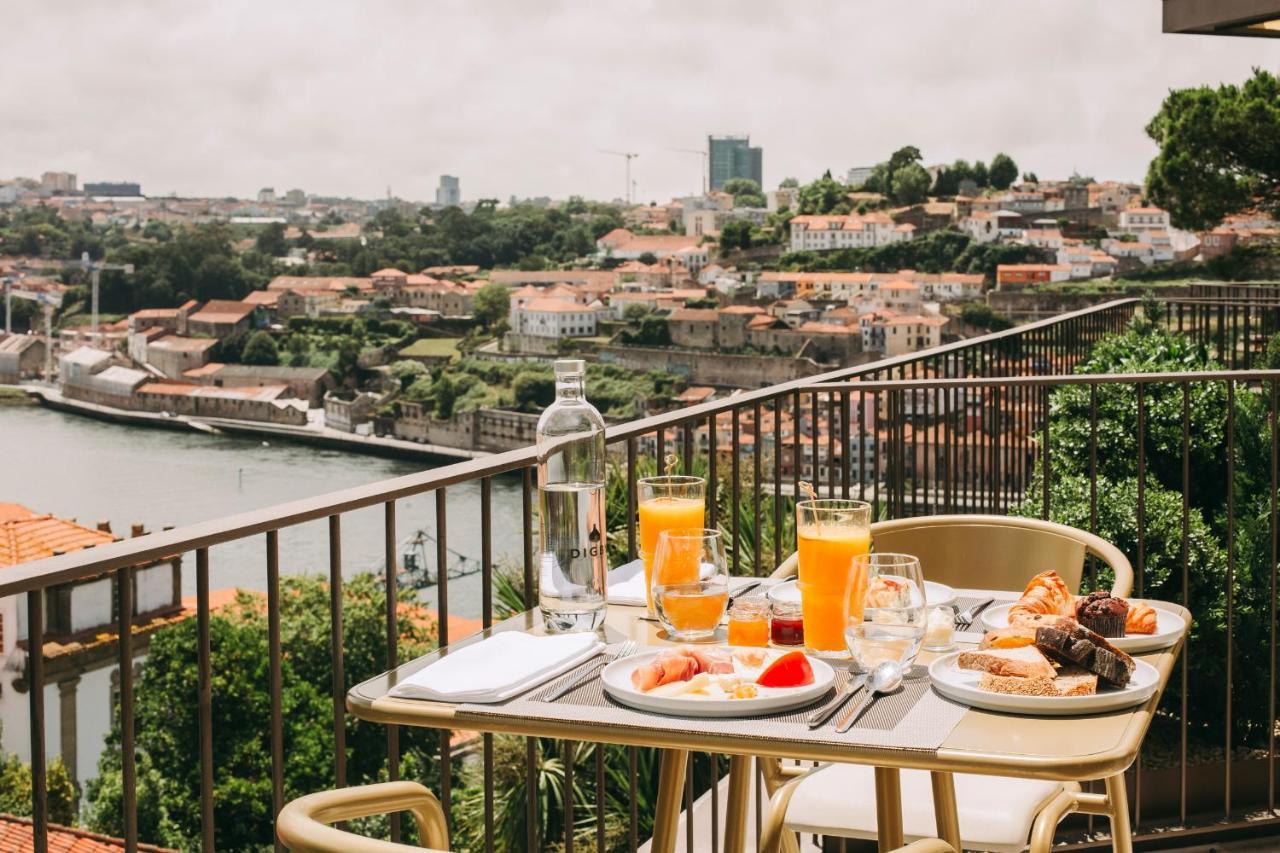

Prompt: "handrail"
[806,368,1280,393]
[0,298,1139,598]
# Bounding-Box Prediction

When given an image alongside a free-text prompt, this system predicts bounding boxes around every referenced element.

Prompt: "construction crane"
[667,147,709,195]
[3,278,62,381]
[599,150,639,204]
[80,251,134,345]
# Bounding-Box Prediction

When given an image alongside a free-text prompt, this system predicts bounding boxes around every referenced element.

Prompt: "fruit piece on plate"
[755,650,815,688]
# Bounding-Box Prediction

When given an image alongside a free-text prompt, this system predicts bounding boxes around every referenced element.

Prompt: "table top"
[348,589,1188,781]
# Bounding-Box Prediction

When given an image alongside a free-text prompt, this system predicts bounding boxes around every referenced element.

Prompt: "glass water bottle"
[536,359,608,632]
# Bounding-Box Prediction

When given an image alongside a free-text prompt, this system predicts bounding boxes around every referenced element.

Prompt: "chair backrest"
[277,781,451,853]
[772,514,1132,597]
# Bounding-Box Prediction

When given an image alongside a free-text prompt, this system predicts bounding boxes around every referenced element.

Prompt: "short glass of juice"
[651,528,728,642]
[727,597,770,647]
[795,498,872,658]
[638,475,706,613]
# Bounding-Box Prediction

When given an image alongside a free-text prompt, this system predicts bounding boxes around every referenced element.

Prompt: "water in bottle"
[536,359,608,632]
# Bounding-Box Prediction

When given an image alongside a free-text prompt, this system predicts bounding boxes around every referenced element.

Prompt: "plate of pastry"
[929,615,1160,715]
[979,571,1185,653]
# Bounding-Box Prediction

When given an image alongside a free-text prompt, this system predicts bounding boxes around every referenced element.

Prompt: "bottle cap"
[554,359,585,377]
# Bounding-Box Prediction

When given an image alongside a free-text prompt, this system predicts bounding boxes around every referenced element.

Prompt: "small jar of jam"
[769,599,804,646]
[727,598,770,647]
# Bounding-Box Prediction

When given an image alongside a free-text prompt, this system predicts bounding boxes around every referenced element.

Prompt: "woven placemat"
[457,645,969,756]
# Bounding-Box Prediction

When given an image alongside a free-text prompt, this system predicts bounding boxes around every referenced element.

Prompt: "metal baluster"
[118,564,137,851]
[328,518,346,795]
[753,400,762,577]
[435,491,451,832]
[565,740,574,853]
[268,532,285,851]
[732,408,741,574]
[522,468,538,853]
[627,438,638,558]
[27,588,47,853]
[198,547,214,850]
[1226,381,1235,817]
[481,478,495,853]
[1180,382,1191,827]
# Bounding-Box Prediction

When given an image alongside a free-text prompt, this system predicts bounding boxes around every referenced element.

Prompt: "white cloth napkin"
[607,559,766,607]
[389,631,604,703]
[606,559,648,606]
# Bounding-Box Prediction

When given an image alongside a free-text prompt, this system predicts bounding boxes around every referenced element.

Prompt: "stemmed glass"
[651,528,728,642]
[844,553,928,671]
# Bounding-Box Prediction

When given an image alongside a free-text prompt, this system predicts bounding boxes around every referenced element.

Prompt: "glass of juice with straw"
[638,458,705,613]
[795,493,872,658]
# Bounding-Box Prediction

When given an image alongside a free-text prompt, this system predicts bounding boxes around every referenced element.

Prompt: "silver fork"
[545,640,639,701]
[954,598,994,629]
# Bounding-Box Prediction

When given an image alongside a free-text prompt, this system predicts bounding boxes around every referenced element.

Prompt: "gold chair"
[276,781,451,852]
[761,514,1134,853]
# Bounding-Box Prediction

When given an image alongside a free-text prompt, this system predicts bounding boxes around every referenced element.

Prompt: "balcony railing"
[5,293,1280,851]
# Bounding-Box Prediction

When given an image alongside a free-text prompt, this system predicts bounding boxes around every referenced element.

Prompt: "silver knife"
[807,673,866,728]
[727,579,764,604]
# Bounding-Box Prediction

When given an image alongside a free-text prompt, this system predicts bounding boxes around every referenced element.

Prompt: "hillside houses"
[788,213,914,252]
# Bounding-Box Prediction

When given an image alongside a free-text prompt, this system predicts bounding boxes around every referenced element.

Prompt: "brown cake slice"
[978,667,1098,698]
[1034,619,1135,687]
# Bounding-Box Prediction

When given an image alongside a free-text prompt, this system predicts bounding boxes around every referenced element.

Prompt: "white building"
[788,214,914,252]
[509,295,606,338]
[1118,207,1171,232]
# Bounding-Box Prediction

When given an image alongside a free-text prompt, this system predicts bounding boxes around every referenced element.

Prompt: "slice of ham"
[631,647,728,691]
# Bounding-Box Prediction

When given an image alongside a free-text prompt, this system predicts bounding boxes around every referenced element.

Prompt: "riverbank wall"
[21,384,489,464]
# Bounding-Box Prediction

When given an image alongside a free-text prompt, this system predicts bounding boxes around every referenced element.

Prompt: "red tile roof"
[0,813,177,852]
[188,300,254,324]
[0,505,116,568]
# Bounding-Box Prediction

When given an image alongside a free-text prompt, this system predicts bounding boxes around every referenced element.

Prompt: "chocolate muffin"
[1075,591,1128,638]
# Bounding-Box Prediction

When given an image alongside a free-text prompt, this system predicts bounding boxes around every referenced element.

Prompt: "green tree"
[239,330,280,365]
[959,302,1013,331]
[719,219,754,252]
[778,177,799,188]
[722,178,766,208]
[891,163,931,205]
[797,171,850,215]
[85,574,439,850]
[255,222,288,257]
[512,372,555,411]
[637,252,658,265]
[988,153,1019,190]
[1146,68,1280,229]
[472,280,511,328]
[0,725,77,826]
[433,373,458,419]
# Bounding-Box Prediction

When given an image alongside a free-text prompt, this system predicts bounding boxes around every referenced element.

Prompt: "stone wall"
[598,345,827,387]
[391,403,538,452]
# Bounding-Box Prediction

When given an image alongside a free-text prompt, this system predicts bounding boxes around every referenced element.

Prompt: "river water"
[0,404,527,619]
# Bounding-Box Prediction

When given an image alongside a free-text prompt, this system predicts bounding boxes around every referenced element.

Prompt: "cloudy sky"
[6,1,1277,204]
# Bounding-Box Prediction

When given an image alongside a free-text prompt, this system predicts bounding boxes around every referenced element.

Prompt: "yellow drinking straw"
[664,453,679,476]
[799,480,821,534]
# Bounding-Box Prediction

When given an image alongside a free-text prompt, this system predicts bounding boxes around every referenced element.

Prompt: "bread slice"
[979,667,1098,698]
[1034,620,1135,687]
[957,646,1056,680]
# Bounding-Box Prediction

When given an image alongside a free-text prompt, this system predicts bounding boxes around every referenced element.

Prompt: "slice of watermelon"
[755,650,815,688]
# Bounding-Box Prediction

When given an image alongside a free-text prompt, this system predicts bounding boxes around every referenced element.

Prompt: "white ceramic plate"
[928,652,1160,716]
[980,602,1186,653]
[601,648,835,717]
[767,579,955,608]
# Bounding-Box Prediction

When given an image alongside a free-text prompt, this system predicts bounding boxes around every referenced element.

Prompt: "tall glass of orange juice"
[638,475,705,612]
[795,498,872,658]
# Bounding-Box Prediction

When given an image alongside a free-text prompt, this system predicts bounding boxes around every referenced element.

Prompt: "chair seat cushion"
[784,765,1064,853]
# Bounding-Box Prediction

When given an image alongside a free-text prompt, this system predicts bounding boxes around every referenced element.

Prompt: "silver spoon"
[835,660,904,733]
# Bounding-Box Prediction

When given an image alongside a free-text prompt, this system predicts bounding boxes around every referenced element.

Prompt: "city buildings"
[83,181,142,197]
[788,213,915,252]
[708,135,763,190]
[40,171,76,193]
[437,175,461,207]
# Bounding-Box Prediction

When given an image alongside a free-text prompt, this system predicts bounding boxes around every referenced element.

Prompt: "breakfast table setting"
[348,390,1187,853]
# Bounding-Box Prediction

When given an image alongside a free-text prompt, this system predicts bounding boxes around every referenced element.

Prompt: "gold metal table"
[348,592,1187,853]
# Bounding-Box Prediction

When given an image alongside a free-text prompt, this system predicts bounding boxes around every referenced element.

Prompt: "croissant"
[1125,602,1157,634]
[1008,570,1075,623]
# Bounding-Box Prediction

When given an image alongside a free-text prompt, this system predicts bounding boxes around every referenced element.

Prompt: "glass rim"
[638,474,706,486]
[655,526,721,542]
[796,498,871,511]
[852,551,921,567]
